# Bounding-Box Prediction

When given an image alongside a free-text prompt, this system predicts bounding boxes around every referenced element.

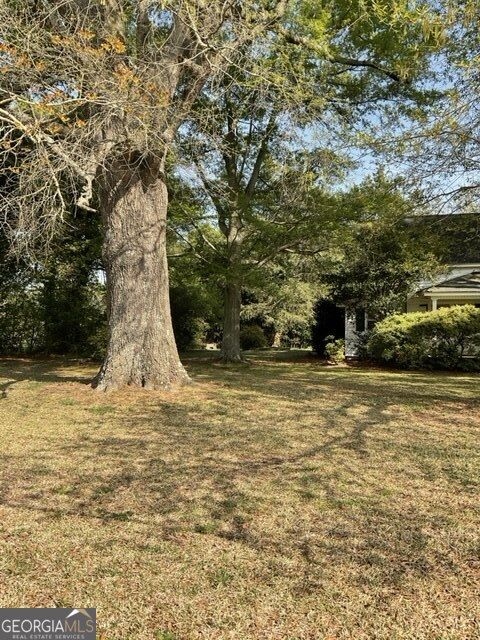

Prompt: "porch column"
[431,297,438,311]
[345,311,358,358]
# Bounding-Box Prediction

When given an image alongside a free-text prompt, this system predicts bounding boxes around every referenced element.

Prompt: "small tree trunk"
[94,158,190,391]
[221,281,243,362]
[219,206,245,363]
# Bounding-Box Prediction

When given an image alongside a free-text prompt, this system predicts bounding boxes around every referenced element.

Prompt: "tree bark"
[221,280,243,362]
[93,157,190,391]
[220,206,246,363]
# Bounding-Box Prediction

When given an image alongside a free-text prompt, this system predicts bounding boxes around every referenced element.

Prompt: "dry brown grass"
[0,352,479,639]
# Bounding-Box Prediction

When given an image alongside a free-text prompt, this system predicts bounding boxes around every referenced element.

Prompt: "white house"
[407,266,480,312]
[344,214,480,358]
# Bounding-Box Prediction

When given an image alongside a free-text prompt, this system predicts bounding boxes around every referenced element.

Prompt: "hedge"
[367,305,480,370]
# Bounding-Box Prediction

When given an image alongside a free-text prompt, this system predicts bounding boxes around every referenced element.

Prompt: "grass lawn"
[0,352,479,639]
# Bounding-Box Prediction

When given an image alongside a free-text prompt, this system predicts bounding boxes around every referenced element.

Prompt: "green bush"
[324,336,345,363]
[86,322,109,360]
[367,305,480,370]
[170,285,206,351]
[279,319,312,349]
[0,286,44,354]
[42,281,107,356]
[240,324,268,350]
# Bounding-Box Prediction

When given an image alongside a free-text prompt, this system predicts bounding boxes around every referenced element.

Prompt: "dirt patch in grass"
[0,355,479,639]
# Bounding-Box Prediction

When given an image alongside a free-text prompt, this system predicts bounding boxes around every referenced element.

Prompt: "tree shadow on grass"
[0,372,466,592]
[187,358,480,412]
[0,356,478,594]
[0,358,93,398]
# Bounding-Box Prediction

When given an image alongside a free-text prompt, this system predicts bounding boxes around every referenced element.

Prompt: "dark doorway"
[311,300,345,356]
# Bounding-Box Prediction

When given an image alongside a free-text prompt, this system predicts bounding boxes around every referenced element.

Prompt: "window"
[355,308,366,332]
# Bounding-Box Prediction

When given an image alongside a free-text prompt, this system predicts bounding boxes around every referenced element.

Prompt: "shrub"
[0,286,44,354]
[240,324,268,350]
[367,305,480,370]
[170,285,210,351]
[42,281,107,356]
[86,322,108,360]
[324,336,345,363]
[279,319,312,349]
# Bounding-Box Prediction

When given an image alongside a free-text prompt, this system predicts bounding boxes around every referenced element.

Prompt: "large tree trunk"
[94,158,190,391]
[221,280,243,362]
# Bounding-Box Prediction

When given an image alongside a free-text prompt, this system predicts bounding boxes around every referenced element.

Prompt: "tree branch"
[279,28,403,83]
[245,110,278,199]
